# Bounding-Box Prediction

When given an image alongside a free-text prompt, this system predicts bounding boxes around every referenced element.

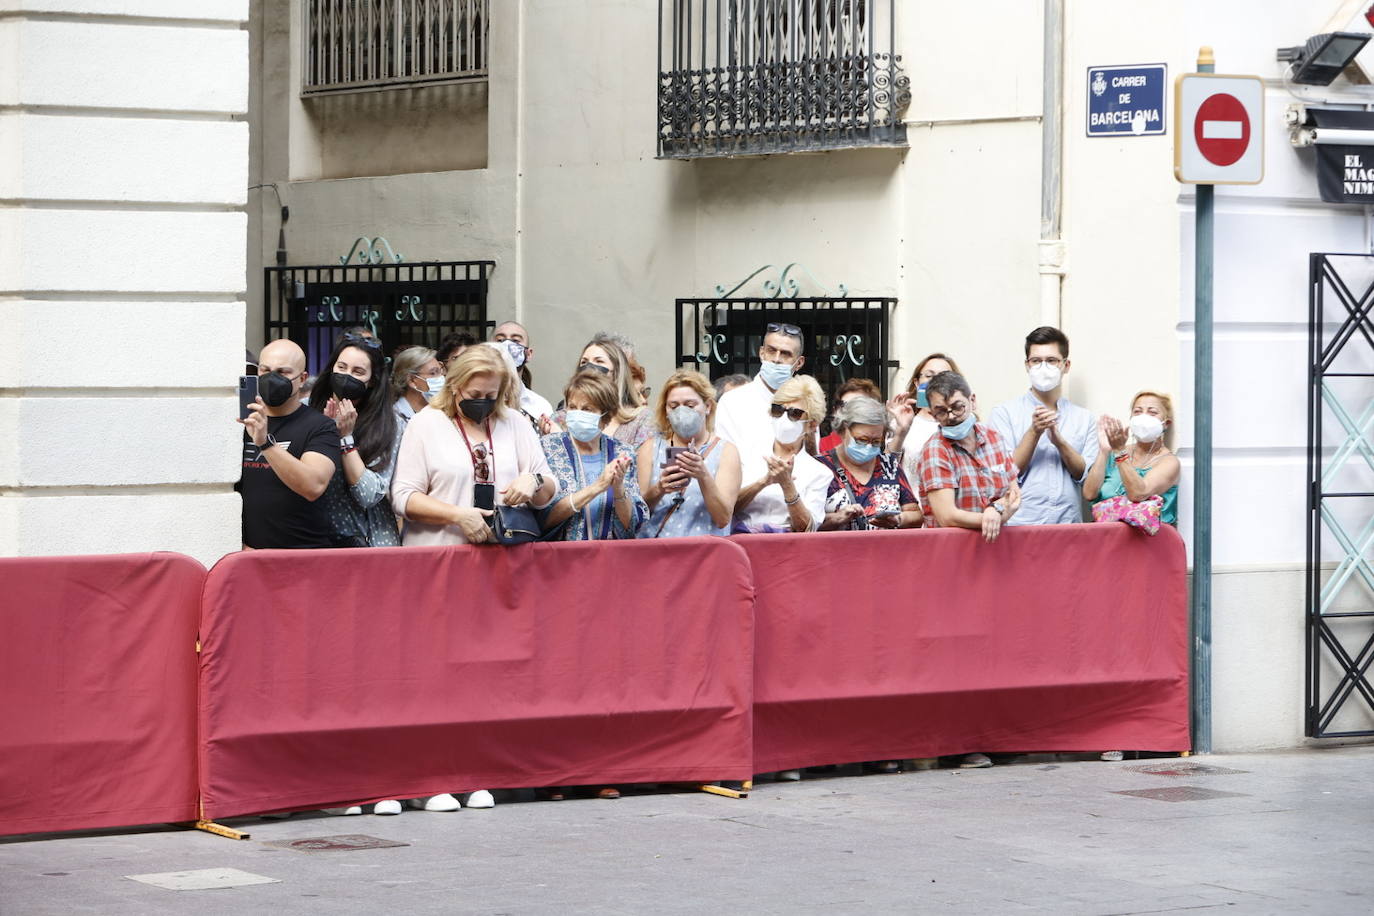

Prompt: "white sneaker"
[408,793,461,812]
[373,799,402,815]
[960,753,993,769]
[464,790,495,809]
[776,769,802,781]
[1100,750,1124,762]
[322,806,362,816]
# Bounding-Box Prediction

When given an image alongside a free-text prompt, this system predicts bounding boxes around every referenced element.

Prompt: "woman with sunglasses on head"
[389,344,556,814]
[887,353,962,481]
[307,334,403,548]
[731,375,831,534]
[818,396,923,531]
[636,370,741,539]
[549,336,656,447]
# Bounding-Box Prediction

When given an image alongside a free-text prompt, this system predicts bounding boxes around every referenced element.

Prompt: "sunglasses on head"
[766,322,802,337]
[342,333,382,351]
[769,404,807,422]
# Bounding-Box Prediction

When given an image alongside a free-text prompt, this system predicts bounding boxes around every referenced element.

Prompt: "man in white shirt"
[988,326,1099,526]
[491,321,554,421]
[715,322,806,458]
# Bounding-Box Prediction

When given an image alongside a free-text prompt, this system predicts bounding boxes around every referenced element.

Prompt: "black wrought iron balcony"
[657,0,910,159]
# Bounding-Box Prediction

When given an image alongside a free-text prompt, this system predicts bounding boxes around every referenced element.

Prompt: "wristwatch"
[533,472,545,488]
[340,435,355,449]
[259,434,278,453]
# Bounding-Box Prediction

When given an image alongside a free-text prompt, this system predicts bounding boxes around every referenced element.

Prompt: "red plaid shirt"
[916,424,1017,527]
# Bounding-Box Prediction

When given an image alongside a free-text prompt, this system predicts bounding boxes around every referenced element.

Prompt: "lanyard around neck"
[454,415,493,482]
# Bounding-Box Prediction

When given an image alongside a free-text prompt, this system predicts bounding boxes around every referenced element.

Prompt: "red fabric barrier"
[198,538,755,818]
[0,553,203,837]
[740,524,1190,774]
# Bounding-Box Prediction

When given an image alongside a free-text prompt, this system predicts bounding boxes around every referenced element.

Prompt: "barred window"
[302,0,489,96]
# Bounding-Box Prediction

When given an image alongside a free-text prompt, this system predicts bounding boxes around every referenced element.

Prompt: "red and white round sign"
[1193,93,1250,166]
[1175,74,1264,184]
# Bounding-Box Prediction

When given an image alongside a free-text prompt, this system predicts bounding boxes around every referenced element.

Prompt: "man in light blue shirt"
[988,326,1099,526]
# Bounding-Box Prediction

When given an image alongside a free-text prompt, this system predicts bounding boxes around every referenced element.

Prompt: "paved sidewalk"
[2,747,1371,915]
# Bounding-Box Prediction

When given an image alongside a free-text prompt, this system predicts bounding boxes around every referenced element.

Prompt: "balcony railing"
[302,0,489,96]
[657,0,910,159]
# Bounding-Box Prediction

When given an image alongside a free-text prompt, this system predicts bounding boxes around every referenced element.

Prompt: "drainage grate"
[1125,763,1248,777]
[1113,786,1251,803]
[263,834,410,853]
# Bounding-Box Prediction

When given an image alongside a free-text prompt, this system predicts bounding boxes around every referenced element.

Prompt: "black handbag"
[488,504,571,545]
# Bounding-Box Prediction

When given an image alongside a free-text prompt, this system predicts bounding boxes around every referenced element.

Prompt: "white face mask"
[1028,363,1062,393]
[419,376,444,401]
[772,415,805,445]
[1129,414,1165,443]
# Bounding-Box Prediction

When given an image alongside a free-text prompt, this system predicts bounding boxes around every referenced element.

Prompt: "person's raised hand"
[888,393,916,430]
[675,448,710,482]
[333,397,358,437]
[1103,416,1128,451]
[240,398,269,447]
[1032,405,1058,433]
[765,455,793,485]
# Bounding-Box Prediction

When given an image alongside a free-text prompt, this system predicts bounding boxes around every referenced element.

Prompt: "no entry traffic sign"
[1174,73,1264,184]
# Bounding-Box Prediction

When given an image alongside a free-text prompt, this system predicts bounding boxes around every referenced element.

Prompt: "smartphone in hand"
[663,446,688,468]
[238,375,259,421]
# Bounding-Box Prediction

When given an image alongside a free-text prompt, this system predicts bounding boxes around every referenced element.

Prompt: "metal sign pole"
[1192,46,1215,754]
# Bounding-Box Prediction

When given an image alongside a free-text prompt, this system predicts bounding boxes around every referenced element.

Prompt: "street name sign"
[1087,64,1167,137]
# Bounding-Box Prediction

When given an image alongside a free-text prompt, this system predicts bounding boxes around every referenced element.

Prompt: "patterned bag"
[1091,494,1164,536]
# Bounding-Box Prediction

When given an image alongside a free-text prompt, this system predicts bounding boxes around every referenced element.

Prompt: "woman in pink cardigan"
[388,344,556,814]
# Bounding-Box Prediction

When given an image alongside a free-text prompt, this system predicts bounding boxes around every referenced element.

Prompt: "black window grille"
[264,260,494,376]
[657,0,910,158]
[675,296,894,401]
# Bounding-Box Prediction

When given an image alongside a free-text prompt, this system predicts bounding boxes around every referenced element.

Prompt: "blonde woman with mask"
[1082,390,1180,526]
[636,370,741,538]
[732,375,831,533]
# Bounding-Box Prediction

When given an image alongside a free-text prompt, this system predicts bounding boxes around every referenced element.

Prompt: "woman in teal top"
[1082,390,1181,525]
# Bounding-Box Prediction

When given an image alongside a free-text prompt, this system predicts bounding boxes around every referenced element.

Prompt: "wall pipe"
[1039,0,1065,329]
[1191,47,1215,755]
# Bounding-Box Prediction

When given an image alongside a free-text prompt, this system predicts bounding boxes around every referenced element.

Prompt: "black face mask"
[260,371,295,407]
[332,372,369,404]
[459,397,497,423]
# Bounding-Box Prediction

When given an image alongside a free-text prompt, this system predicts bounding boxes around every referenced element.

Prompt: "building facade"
[4,1,1373,751]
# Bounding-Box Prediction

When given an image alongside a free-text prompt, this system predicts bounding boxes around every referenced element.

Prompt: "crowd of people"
[237,319,1181,810]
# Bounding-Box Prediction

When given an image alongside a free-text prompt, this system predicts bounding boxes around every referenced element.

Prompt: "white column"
[0,1,249,564]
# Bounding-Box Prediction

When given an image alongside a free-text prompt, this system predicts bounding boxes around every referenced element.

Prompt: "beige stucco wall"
[244,0,1374,752]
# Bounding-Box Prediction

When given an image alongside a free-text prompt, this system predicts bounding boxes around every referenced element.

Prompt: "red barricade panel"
[199,538,754,818]
[741,524,1190,774]
[0,553,203,837]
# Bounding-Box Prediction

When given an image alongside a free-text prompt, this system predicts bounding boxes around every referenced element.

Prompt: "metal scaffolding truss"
[1307,253,1374,737]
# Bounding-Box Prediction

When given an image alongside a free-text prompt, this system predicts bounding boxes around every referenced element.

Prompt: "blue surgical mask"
[844,438,881,464]
[941,414,976,440]
[668,404,705,439]
[420,376,444,401]
[565,409,603,443]
[916,383,929,409]
[758,360,794,390]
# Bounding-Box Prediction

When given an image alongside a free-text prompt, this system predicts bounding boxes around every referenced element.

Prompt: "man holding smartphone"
[237,339,341,549]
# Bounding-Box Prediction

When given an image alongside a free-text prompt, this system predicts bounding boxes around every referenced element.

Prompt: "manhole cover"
[1113,786,1250,803]
[1125,763,1248,777]
[263,834,409,853]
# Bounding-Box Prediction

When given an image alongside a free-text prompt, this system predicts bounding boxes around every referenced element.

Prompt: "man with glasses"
[715,321,807,458]
[988,326,1098,526]
[915,370,1020,543]
[237,339,341,549]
